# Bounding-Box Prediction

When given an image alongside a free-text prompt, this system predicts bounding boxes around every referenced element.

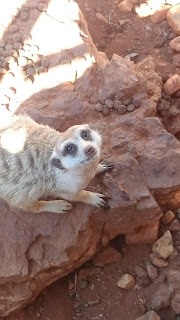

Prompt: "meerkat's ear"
[51,151,65,170]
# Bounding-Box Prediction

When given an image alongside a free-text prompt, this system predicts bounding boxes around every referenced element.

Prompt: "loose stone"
[20,12,29,20]
[41,58,49,67]
[13,33,22,42]
[127,104,135,112]
[117,274,136,290]
[118,105,127,114]
[152,231,174,259]
[13,42,22,50]
[105,99,114,109]
[78,279,88,289]
[102,106,110,116]
[26,67,35,76]
[94,103,103,112]
[37,2,46,11]
[21,4,29,11]
[9,24,19,33]
[5,44,13,51]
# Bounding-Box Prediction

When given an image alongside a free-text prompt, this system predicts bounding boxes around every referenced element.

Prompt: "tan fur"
[0,114,109,214]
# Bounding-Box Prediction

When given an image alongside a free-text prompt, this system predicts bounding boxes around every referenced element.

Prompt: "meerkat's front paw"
[96,161,115,175]
[89,192,110,210]
[43,200,73,214]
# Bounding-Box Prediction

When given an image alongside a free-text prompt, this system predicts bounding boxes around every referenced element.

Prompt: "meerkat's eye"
[63,143,77,156]
[81,130,91,140]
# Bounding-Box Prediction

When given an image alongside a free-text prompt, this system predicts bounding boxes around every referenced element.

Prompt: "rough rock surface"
[167,4,180,35]
[1,0,180,316]
[135,310,160,320]
[152,231,174,259]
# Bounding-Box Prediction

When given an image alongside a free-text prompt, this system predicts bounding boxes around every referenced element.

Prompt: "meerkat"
[0,114,113,214]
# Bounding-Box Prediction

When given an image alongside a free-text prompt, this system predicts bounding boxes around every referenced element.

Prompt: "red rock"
[150,5,171,24]
[162,210,175,224]
[171,293,180,313]
[118,0,133,13]
[172,54,180,66]
[163,74,180,95]
[167,269,180,290]
[169,219,180,231]
[167,4,180,35]
[135,310,160,320]
[150,284,172,310]
[152,231,174,259]
[169,36,180,52]
[92,245,122,266]
[95,12,109,25]
[126,224,159,244]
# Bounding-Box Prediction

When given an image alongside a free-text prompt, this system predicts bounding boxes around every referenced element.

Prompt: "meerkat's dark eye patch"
[63,143,77,156]
[51,158,65,170]
[80,129,92,141]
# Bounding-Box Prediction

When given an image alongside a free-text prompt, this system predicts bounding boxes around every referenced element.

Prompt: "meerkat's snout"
[84,145,96,157]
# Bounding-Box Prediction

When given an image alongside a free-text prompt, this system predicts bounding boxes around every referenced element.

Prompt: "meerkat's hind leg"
[96,160,114,175]
[22,199,73,214]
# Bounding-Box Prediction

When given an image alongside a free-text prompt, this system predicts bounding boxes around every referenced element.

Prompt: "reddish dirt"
[2,1,180,320]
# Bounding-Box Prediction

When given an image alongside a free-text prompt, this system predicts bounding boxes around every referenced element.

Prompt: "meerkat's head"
[51,124,101,170]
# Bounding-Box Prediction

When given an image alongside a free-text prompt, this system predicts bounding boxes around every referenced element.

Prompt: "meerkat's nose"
[84,145,95,156]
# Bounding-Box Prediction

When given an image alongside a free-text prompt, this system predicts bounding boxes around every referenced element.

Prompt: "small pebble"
[127,104,135,112]
[18,56,27,67]
[37,2,46,11]
[26,67,35,76]
[123,98,131,105]
[138,276,151,288]
[114,100,121,109]
[78,279,88,289]
[117,104,126,114]
[117,274,136,290]
[105,99,114,109]
[13,42,22,50]
[5,44,13,51]
[21,4,29,11]
[176,315,180,320]
[0,40,5,48]
[3,51,11,58]
[38,66,47,73]
[13,33,22,42]
[20,12,29,20]
[102,106,110,116]
[146,264,158,280]
[9,24,19,33]
[41,58,49,67]
[94,103,103,112]
[134,265,147,278]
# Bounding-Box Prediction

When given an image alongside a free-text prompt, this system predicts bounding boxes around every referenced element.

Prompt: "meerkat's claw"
[101,161,115,171]
[89,192,110,210]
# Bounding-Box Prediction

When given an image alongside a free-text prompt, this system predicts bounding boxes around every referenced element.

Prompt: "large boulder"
[1,0,180,316]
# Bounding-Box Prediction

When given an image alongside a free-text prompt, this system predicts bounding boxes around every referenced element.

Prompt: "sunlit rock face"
[0,0,180,316]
